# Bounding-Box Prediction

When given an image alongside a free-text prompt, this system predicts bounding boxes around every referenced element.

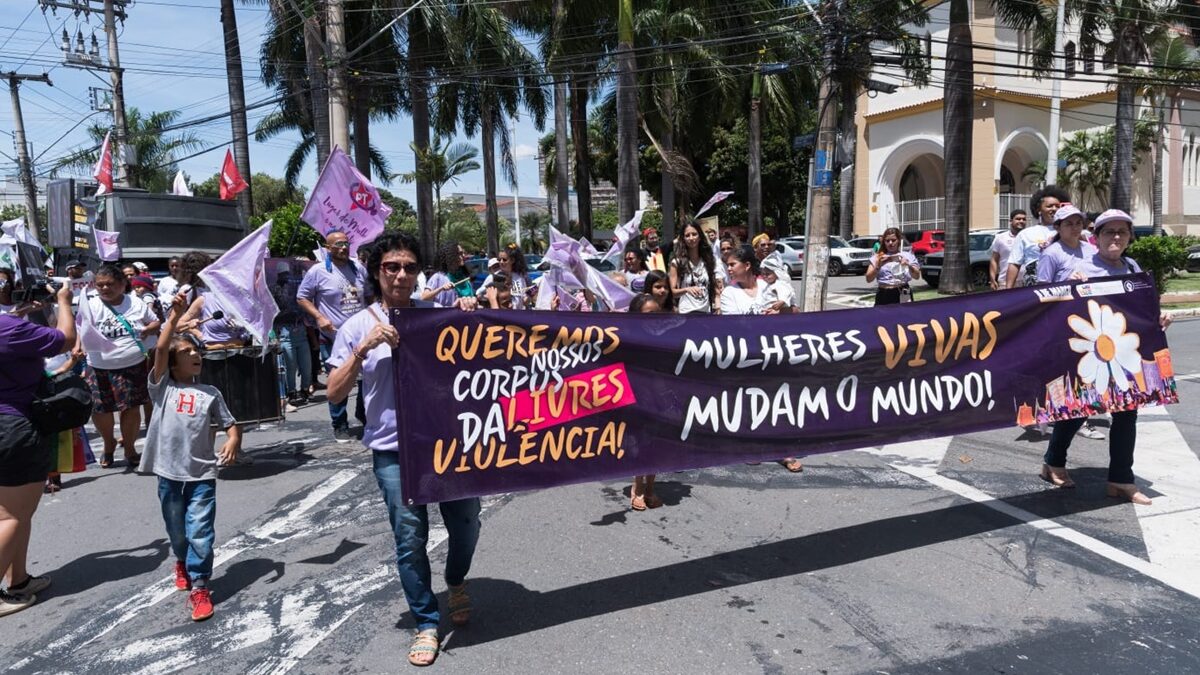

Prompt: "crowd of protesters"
[0,183,1175,666]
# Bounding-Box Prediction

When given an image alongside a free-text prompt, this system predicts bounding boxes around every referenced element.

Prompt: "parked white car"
[773,241,805,277]
[779,236,873,276]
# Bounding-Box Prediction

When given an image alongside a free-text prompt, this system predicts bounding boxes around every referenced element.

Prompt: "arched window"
[999,165,1016,193]
[1064,42,1076,78]
[899,166,923,202]
[1082,43,1095,74]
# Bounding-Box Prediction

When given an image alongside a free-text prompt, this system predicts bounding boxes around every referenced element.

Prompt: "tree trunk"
[660,125,676,241]
[352,87,371,179]
[1109,24,1138,213]
[571,73,594,241]
[482,107,500,256]
[221,0,254,223]
[940,0,973,295]
[303,7,330,173]
[410,59,435,262]
[615,0,640,225]
[748,95,763,237]
[552,0,571,233]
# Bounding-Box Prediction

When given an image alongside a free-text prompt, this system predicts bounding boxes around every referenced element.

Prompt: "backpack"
[31,373,94,434]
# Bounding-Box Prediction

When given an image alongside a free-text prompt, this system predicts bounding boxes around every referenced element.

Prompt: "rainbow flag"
[52,427,94,474]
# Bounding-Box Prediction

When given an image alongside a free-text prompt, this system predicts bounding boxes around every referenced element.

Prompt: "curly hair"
[366,232,423,298]
[502,243,529,276]
[180,251,213,288]
[434,241,466,274]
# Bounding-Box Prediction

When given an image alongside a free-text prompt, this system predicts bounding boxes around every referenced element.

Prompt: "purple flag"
[600,209,645,266]
[300,147,392,256]
[198,222,279,347]
[95,229,121,262]
[694,190,734,219]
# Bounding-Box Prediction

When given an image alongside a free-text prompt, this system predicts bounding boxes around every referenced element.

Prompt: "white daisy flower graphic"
[1067,300,1141,392]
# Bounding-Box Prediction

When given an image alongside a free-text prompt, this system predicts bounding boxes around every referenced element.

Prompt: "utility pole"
[6,72,52,237]
[103,0,132,186]
[1045,0,1067,185]
[801,0,842,313]
[512,116,522,248]
[326,0,352,156]
[221,0,254,222]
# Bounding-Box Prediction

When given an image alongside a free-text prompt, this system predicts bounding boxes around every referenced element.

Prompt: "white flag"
[172,170,193,196]
[1,218,40,247]
[695,190,734,219]
[95,229,122,262]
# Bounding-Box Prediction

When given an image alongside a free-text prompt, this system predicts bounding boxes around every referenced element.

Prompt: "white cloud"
[513,144,538,160]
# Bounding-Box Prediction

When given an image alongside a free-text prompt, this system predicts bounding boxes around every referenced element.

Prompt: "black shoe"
[333,427,352,444]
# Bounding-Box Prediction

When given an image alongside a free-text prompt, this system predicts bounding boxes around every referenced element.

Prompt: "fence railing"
[887,193,1033,232]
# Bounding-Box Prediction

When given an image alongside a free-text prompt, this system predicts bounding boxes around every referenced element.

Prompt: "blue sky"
[0,1,549,206]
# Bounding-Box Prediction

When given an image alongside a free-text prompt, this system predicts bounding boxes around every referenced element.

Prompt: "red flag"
[93,130,113,197]
[219,148,248,200]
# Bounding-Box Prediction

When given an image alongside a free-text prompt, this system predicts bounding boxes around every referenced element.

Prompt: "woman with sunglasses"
[327,232,478,667]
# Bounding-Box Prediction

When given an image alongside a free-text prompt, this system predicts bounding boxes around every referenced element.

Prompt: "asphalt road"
[3,319,1199,674]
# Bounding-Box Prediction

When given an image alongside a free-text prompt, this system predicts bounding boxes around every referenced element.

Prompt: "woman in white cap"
[1035,204,1096,284]
[1040,209,1169,506]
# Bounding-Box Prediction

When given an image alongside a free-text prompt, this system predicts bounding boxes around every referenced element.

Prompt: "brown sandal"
[408,629,439,667]
[1039,464,1075,488]
[779,458,803,473]
[630,493,647,511]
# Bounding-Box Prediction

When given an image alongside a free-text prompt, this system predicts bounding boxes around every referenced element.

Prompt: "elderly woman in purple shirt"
[0,284,76,616]
[1040,210,1170,506]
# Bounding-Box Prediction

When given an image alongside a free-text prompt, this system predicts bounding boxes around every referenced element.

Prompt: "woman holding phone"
[866,227,921,306]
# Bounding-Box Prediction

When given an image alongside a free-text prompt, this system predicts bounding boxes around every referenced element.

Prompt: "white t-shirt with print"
[85,294,157,370]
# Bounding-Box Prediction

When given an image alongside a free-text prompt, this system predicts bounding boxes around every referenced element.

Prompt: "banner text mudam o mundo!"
[393,273,1178,504]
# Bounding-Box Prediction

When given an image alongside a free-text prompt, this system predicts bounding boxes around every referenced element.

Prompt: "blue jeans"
[372,450,481,631]
[1044,411,1139,483]
[319,340,348,430]
[278,324,312,395]
[157,478,216,586]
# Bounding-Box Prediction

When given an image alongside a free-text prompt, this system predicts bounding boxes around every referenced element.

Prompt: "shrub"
[1126,235,1189,296]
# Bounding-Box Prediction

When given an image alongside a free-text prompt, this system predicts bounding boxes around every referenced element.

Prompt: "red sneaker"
[189,588,214,622]
[173,561,191,591]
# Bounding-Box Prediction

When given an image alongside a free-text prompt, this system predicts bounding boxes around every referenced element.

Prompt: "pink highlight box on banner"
[501,363,637,432]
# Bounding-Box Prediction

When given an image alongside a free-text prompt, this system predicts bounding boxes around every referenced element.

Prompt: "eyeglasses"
[380,262,420,276]
[1097,229,1131,239]
[329,241,351,249]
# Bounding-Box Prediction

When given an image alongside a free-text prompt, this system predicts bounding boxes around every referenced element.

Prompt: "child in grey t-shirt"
[140,291,241,622]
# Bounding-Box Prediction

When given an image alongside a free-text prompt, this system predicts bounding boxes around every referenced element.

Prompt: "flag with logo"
[94,229,121,262]
[93,130,114,197]
[219,149,248,200]
[198,221,279,348]
[300,147,391,256]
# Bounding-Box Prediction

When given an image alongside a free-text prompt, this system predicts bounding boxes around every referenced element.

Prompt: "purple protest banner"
[391,273,1178,505]
[300,147,392,256]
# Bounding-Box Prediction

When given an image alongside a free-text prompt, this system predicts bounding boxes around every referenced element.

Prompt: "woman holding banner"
[326,232,479,667]
[1040,209,1170,506]
[82,264,160,469]
[669,222,719,315]
[720,247,804,473]
[1035,205,1096,284]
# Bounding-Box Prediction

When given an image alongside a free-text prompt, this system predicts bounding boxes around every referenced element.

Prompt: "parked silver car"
[922,231,1004,289]
[773,241,805,277]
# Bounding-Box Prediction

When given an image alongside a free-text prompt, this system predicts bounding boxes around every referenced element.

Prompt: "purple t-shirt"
[297,260,367,337]
[1036,239,1098,284]
[1077,252,1142,279]
[0,314,66,417]
[327,300,436,452]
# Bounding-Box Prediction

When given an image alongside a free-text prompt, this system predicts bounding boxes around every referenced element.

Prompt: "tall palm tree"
[615,0,640,225]
[395,137,481,249]
[56,108,206,193]
[1142,35,1199,234]
[221,0,253,217]
[1084,1,1173,212]
[941,0,974,294]
[435,1,548,255]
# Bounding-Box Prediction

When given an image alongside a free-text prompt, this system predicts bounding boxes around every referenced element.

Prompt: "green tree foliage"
[1127,235,1189,296]
[438,198,488,253]
[250,203,322,258]
[1022,119,1156,211]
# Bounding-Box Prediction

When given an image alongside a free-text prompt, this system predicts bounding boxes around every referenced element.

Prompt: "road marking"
[1128,418,1200,594]
[7,468,362,673]
[862,425,1200,600]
